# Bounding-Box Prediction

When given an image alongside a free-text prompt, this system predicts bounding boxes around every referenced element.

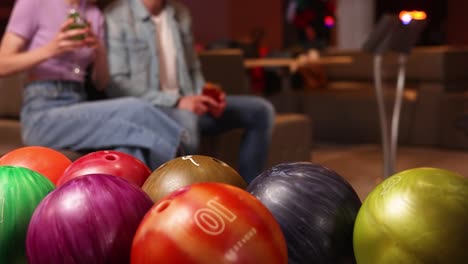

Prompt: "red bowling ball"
[58,150,151,186]
[131,183,288,264]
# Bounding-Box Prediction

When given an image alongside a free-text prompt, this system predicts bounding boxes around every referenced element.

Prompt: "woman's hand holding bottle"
[44,18,89,58]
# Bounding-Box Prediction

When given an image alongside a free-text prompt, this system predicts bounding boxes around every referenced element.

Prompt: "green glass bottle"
[67,8,87,40]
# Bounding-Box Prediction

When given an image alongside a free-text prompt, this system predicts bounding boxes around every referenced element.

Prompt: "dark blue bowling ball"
[247,162,361,264]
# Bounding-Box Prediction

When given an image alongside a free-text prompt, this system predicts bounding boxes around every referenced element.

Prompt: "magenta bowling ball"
[26,174,153,264]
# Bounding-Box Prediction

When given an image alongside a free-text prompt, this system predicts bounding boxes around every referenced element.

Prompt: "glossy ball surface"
[58,150,151,186]
[0,166,55,263]
[0,146,72,184]
[143,155,246,203]
[247,162,362,264]
[27,174,153,264]
[353,167,468,264]
[132,182,287,264]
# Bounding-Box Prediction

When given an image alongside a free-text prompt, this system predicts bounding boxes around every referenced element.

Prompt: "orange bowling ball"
[131,182,288,264]
[0,146,72,185]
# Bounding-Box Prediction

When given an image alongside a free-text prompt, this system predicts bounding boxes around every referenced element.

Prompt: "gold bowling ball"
[142,155,247,203]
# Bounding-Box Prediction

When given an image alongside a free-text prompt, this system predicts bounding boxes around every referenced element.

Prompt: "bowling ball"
[353,167,468,264]
[132,182,288,263]
[58,150,151,186]
[142,155,247,203]
[247,162,362,264]
[0,146,72,184]
[0,166,55,263]
[26,174,153,264]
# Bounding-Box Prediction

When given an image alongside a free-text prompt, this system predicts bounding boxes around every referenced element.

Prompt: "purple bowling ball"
[26,174,153,264]
[247,162,362,264]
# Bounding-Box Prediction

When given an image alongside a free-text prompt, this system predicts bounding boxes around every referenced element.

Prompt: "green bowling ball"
[0,166,55,263]
[353,167,468,264]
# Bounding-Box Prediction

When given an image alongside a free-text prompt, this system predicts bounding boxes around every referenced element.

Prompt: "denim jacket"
[104,0,205,107]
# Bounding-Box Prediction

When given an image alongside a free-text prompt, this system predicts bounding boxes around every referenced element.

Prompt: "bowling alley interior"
[0,0,467,263]
[1,1,468,199]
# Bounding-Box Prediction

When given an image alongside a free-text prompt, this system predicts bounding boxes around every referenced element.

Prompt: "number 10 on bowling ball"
[131,183,287,264]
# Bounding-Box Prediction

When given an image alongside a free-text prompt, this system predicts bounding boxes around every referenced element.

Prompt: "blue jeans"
[158,95,275,183]
[20,81,184,170]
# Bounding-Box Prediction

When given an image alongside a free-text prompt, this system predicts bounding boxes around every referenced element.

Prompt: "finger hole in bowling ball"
[104,154,118,161]
[155,200,171,213]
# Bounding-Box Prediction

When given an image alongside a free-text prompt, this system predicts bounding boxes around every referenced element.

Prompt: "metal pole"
[390,54,407,174]
[373,54,408,178]
[373,55,392,177]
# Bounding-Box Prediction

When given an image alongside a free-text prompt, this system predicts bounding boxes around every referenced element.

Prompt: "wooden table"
[243,56,353,70]
[243,55,353,112]
[243,55,353,90]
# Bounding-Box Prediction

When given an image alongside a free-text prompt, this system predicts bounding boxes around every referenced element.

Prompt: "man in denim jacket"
[104,0,275,183]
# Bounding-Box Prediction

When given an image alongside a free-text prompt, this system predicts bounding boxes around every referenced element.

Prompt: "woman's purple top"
[6,0,104,82]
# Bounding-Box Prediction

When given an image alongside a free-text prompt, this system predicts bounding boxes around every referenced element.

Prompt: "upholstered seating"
[198,49,312,169]
[0,73,25,157]
[279,46,468,149]
[0,49,312,172]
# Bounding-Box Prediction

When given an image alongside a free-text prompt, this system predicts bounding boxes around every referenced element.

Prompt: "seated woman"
[0,0,185,170]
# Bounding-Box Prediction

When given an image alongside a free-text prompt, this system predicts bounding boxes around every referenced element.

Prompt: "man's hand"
[202,82,223,102]
[177,95,218,116]
[202,83,227,118]
[208,92,226,118]
[177,83,228,117]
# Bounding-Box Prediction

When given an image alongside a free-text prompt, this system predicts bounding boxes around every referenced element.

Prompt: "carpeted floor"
[311,144,468,201]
